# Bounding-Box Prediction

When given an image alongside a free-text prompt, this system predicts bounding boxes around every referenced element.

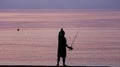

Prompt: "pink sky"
[0,10,120,28]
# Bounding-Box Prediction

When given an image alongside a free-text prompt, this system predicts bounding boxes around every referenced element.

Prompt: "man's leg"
[63,57,66,66]
[57,57,60,66]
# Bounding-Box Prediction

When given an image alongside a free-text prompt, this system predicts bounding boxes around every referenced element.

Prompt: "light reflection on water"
[0,10,120,67]
[0,28,120,67]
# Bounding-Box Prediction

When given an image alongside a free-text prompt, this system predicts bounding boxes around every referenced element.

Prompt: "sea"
[0,9,120,67]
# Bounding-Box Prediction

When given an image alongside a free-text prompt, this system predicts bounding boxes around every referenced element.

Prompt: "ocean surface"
[0,10,120,67]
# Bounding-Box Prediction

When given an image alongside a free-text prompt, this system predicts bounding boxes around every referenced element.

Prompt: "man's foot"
[63,64,68,67]
[57,64,59,66]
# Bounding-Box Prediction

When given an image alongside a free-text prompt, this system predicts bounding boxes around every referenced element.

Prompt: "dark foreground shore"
[0,65,109,67]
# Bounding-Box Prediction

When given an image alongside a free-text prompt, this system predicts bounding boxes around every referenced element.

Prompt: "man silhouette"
[57,28,73,66]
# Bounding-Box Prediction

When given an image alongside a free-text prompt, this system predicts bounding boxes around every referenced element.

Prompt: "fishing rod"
[71,32,78,47]
[69,32,79,51]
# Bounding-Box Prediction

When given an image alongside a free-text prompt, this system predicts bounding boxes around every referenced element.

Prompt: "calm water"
[0,10,120,67]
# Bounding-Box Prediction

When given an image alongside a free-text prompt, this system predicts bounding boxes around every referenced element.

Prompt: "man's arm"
[66,44,73,50]
[65,38,73,50]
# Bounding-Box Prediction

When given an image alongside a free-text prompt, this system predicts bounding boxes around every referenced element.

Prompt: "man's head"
[60,28,65,36]
[61,28,63,31]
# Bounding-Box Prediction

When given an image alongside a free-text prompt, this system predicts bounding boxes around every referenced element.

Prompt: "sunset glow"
[0,0,120,67]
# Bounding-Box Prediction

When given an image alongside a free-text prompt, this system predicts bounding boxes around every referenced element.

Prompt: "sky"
[0,0,120,9]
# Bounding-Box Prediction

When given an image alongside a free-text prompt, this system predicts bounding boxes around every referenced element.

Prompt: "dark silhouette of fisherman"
[57,28,73,66]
